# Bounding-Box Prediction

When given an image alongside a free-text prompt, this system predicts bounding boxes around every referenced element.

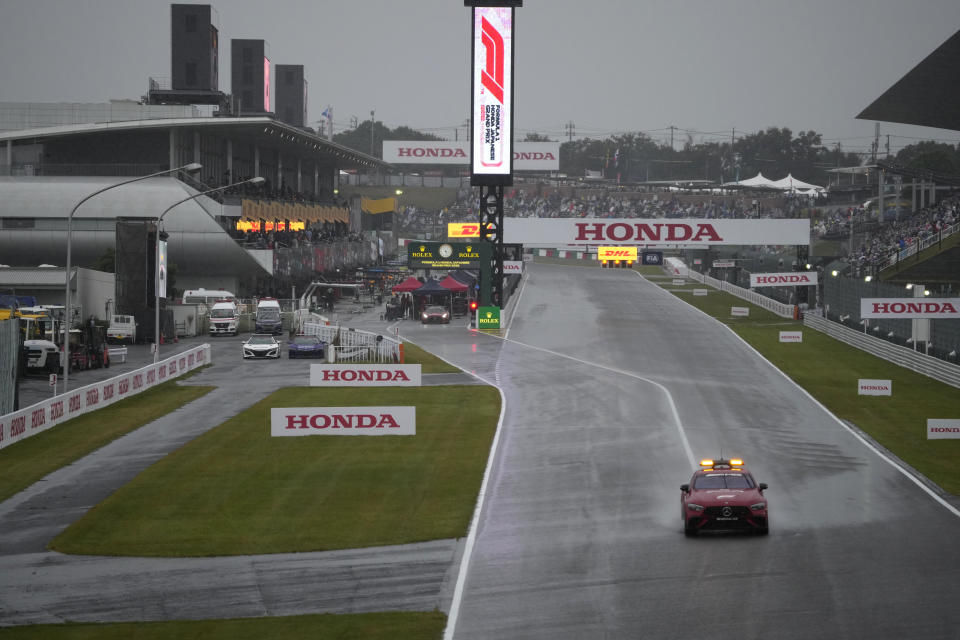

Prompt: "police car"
[680,458,769,536]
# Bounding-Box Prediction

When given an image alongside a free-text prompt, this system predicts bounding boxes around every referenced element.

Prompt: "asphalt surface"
[2,263,960,637]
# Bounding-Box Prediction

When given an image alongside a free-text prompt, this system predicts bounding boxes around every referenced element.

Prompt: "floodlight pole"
[153,176,264,362]
[62,162,201,392]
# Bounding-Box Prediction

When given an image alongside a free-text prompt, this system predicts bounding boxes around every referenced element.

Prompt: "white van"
[209,300,240,336]
[106,314,137,343]
[254,298,283,335]
[182,288,236,312]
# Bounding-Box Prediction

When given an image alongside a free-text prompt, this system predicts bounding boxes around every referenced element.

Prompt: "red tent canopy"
[439,275,469,292]
[392,276,423,293]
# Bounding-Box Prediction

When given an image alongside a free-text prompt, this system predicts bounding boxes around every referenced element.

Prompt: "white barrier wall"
[0,344,211,450]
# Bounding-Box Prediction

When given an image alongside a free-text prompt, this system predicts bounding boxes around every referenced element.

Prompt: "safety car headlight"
[749,502,767,511]
[686,503,704,512]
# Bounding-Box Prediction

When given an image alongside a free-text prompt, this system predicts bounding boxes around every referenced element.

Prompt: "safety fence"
[880,221,960,272]
[669,263,796,319]
[0,344,211,450]
[301,316,402,364]
[804,314,960,389]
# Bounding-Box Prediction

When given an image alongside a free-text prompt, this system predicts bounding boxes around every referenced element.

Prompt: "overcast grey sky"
[1,0,959,157]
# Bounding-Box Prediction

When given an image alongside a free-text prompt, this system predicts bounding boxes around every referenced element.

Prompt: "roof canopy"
[391,276,423,293]
[414,278,450,295]
[439,275,469,292]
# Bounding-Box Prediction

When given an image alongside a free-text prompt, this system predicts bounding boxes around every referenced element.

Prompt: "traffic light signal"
[469,300,478,311]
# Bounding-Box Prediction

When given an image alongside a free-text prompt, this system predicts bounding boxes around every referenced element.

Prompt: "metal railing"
[682,270,796,318]
[804,314,960,389]
[301,317,402,363]
[880,221,960,271]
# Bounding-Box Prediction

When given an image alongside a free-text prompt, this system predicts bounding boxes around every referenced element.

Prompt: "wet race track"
[3,262,959,638]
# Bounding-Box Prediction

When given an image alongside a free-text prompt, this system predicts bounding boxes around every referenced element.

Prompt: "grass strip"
[649,276,960,495]
[0,611,445,640]
[0,378,213,503]
[52,385,500,556]
[402,340,461,373]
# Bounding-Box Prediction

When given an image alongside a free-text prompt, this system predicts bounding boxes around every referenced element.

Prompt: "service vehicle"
[106,314,137,343]
[182,288,237,312]
[680,457,769,536]
[19,307,64,374]
[243,334,281,359]
[254,298,283,334]
[209,299,240,336]
[421,305,451,324]
[287,334,326,359]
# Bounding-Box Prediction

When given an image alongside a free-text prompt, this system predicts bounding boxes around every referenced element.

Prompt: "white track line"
[633,269,960,519]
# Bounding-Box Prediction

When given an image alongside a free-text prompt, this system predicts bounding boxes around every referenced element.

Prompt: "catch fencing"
[0,319,18,416]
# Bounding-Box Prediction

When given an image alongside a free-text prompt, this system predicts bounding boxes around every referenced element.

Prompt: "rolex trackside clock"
[439,244,453,258]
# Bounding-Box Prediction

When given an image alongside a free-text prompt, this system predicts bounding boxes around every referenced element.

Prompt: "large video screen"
[470,6,513,185]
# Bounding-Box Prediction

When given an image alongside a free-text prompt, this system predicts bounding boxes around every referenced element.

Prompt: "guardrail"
[804,314,960,389]
[301,319,402,363]
[880,221,959,271]
[107,347,128,364]
[328,344,400,364]
[0,344,212,450]
[680,270,796,318]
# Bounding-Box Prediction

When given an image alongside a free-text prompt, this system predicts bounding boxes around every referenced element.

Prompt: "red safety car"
[680,458,769,536]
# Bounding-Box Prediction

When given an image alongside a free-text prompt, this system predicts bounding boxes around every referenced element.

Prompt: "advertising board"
[750,272,818,287]
[271,407,416,436]
[310,364,421,387]
[470,6,514,185]
[860,298,960,319]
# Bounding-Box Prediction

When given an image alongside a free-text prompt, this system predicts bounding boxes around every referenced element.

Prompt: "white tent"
[721,172,779,189]
[771,173,825,192]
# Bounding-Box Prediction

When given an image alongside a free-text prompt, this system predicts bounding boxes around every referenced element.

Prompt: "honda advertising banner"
[779,331,803,343]
[927,419,960,440]
[860,298,960,319]
[503,218,810,247]
[750,272,818,288]
[503,260,523,274]
[310,364,421,387]
[383,141,559,171]
[271,407,416,436]
[858,379,892,396]
[0,345,211,450]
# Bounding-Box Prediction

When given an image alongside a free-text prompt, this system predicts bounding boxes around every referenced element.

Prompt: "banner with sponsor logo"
[503,260,523,275]
[448,222,496,238]
[470,5,513,183]
[927,419,960,439]
[310,364,421,387]
[271,406,416,436]
[731,307,750,317]
[779,331,803,343]
[860,298,960,319]
[503,218,810,247]
[598,246,637,262]
[858,379,892,396]
[477,306,501,329]
[0,345,211,450]
[642,251,663,265]
[384,141,559,171]
[751,272,818,287]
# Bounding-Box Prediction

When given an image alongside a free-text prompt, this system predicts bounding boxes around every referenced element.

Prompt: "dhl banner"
[598,246,638,262]
[361,197,397,215]
[448,222,495,238]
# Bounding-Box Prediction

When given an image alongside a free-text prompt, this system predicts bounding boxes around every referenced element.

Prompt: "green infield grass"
[0,611,445,640]
[402,340,461,373]
[0,379,213,504]
[648,276,960,495]
[52,385,501,556]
